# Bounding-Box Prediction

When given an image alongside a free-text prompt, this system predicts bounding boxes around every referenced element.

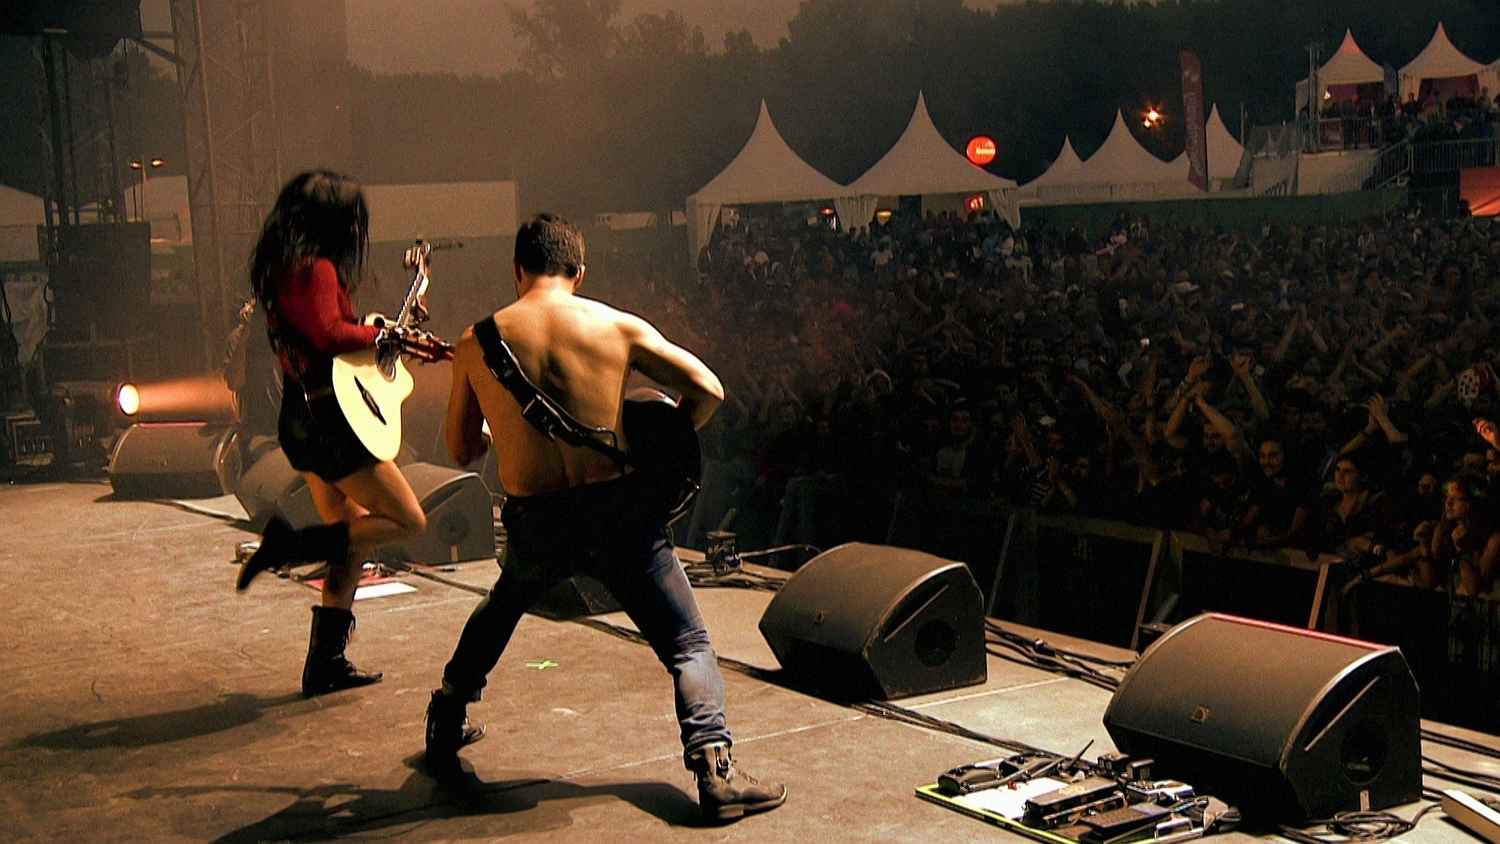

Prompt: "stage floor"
[1,480,1496,842]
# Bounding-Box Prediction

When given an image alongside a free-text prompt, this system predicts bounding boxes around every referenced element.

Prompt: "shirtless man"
[425,214,785,823]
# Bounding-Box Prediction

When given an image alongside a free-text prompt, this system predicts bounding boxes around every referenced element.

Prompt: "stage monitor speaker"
[1103,613,1421,823]
[758,542,986,700]
[371,462,495,565]
[108,422,240,499]
[233,445,320,530]
[234,442,423,531]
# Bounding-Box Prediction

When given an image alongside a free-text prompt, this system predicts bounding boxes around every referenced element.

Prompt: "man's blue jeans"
[440,475,731,762]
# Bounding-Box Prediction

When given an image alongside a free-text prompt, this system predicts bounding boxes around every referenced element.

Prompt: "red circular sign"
[966,135,997,166]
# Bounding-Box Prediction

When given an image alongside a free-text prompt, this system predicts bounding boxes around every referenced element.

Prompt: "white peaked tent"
[844,91,1018,228]
[1025,137,1088,189]
[1072,111,1186,187]
[1400,22,1487,101]
[1295,30,1385,110]
[686,100,848,263]
[1206,104,1246,183]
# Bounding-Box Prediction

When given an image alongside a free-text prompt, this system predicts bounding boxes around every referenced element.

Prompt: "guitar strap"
[470,318,631,468]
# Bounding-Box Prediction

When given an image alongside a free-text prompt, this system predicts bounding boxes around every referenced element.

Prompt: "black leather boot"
[686,743,786,822]
[301,605,383,697]
[237,519,350,591]
[424,689,486,769]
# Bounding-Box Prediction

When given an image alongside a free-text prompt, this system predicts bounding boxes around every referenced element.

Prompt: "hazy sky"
[145,1,1005,79]
[349,0,802,78]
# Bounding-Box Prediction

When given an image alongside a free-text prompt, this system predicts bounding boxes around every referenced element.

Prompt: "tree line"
[2,0,1497,221]
[348,0,1500,217]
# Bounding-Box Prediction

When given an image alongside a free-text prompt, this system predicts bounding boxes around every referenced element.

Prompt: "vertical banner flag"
[1180,50,1208,192]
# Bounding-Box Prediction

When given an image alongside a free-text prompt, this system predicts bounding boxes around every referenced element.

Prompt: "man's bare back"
[446,277,723,498]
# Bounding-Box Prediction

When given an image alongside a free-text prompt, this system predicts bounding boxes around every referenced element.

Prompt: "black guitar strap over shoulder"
[470,317,631,467]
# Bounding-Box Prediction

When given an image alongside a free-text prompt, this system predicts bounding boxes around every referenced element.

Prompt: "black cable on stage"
[1276,804,1442,844]
[984,625,1126,692]
[985,620,1138,669]
[733,544,820,562]
[678,563,784,592]
[985,643,1122,693]
[852,700,1056,758]
[1423,756,1500,795]
[1422,726,1500,761]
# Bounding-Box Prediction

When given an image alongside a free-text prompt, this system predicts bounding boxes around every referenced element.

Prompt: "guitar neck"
[393,268,427,327]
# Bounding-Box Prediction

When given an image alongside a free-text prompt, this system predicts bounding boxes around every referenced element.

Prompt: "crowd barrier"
[681,480,1500,727]
[1344,578,1500,732]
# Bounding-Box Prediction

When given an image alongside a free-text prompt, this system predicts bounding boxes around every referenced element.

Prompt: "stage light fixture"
[116,383,140,416]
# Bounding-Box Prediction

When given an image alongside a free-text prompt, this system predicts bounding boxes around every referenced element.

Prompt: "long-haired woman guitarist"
[236,170,448,696]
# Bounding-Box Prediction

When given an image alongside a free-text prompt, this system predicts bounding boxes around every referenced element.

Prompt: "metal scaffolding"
[169,0,281,369]
[34,36,130,254]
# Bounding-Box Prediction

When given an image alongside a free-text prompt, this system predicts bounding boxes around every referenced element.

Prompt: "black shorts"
[277,375,378,482]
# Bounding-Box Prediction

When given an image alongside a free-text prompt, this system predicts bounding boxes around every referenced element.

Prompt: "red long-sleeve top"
[267,258,380,381]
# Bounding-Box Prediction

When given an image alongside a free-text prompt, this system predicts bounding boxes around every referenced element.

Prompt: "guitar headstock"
[402,240,433,273]
[398,241,433,326]
[397,240,459,327]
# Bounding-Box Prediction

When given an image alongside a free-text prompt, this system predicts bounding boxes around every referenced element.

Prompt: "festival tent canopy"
[1072,111,1185,186]
[1206,104,1246,183]
[845,91,1017,196]
[844,91,1018,228]
[686,99,848,261]
[1400,22,1488,100]
[1295,30,1385,109]
[1023,137,1088,188]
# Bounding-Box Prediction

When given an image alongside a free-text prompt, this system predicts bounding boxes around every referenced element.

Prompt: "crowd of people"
[1303,86,1500,151]
[593,205,1500,606]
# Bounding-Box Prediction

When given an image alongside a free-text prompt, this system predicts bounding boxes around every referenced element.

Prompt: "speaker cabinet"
[108,422,240,499]
[758,542,986,700]
[233,446,321,530]
[371,462,495,565]
[1103,613,1421,823]
[235,453,495,564]
[234,443,421,531]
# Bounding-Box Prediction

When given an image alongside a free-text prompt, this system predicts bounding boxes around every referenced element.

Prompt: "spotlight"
[116,383,140,416]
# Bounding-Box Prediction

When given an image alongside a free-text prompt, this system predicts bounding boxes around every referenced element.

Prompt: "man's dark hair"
[515,213,585,278]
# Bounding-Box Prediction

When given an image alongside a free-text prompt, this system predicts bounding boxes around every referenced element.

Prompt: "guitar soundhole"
[355,377,387,425]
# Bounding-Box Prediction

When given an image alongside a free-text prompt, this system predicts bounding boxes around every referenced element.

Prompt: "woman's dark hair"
[250,170,369,309]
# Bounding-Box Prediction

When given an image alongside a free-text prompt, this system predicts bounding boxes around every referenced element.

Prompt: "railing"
[1411,137,1500,174]
[1363,138,1413,189]
[1298,116,1385,152]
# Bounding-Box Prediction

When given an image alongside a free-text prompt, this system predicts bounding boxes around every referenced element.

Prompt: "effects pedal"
[1023,777,1126,828]
[1079,802,1171,843]
[1125,779,1195,805]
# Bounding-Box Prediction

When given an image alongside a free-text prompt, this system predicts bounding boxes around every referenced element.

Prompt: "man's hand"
[1186,354,1210,384]
[1475,417,1500,450]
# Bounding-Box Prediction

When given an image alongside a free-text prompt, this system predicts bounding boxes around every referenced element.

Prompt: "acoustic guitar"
[329,241,451,461]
